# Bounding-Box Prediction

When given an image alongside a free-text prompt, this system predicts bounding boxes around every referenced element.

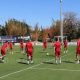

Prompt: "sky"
[0,0,80,28]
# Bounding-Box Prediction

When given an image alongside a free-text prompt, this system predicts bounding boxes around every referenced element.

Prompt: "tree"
[5,19,31,36]
[0,26,7,35]
[63,12,78,40]
[50,20,60,38]
[76,20,80,38]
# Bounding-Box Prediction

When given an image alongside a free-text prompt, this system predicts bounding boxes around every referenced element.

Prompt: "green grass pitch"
[0,44,80,80]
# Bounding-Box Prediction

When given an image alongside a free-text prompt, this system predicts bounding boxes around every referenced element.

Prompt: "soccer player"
[9,41,13,54]
[54,38,61,64]
[43,39,47,50]
[20,40,24,54]
[25,39,33,64]
[63,37,68,53]
[43,39,49,55]
[0,41,8,62]
[76,38,80,63]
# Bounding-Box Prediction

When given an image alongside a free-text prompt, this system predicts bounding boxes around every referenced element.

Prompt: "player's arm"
[53,43,55,53]
[6,44,9,53]
[25,44,27,53]
[32,42,34,53]
[60,43,63,54]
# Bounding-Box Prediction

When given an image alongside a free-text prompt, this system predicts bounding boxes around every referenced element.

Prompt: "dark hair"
[55,38,58,41]
[5,41,8,43]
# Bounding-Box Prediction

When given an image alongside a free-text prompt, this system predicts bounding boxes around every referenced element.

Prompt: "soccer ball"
[46,53,49,55]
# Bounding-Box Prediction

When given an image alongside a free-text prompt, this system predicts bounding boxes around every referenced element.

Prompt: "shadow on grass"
[19,58,27,60]
[18,61,27,64]
[43,61,53,64]
[40,51,47,53]
[62,60,74,64]
[14,51,20,53]
[0,61,4,63]
[18,58,27,64]
[18,61,34,65]
[19,58,24,59]
[46,55,55,57]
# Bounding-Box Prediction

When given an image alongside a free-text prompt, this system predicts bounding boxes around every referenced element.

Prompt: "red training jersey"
[1,43,8,51]
[77,39,80,51]
[43,40,47,48]
[20,41,24,49]
[9,42,13,49]
[54,41,61,52]
[26,42,33,53]
[63,40,68,48]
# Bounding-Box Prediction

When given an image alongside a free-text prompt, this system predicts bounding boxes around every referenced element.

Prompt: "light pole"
[60,0,63,43]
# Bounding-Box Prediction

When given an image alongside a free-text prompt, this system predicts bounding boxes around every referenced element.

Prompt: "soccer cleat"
[0,56,2,59]
[59,60,61,64]
[66,50,68,53]
[12,52,13,54]
[1,60,5,63]
[76,60,79,64]
[27,61,29,64]
[64,51,65,54]
[55,60,58,64]
[30,60,34,64]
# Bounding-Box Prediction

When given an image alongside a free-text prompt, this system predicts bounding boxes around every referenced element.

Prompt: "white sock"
[64,51,65,53]
[59,57,61,63]
[77,60,79,64]
[55,60,58,64]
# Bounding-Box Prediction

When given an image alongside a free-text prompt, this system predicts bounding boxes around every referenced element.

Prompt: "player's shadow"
[63,60,74,64]
[0,61,4,63]
[18,61,27,64]
[43,61,54,64]
[19,58,27,60]
[40,51,47,53]
[46,55,55,58]
[18,58,28,65]
[19,58,24,59]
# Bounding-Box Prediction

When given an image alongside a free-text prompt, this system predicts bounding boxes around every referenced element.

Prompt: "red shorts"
[64,45,68,48]
[43,44,47,49]
[27,51,33,56]
[20,46,24,50]
[1,49,6,56]
[55,51,60,57]
[76,49,80,55]
[10,47,12,50]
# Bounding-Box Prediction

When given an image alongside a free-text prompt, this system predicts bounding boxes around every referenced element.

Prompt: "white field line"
[0,59,54,79]
[0,53,71,79]
[30,68,80,72]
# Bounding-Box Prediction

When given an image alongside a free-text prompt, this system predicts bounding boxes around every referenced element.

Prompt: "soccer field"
[0,45,80,80]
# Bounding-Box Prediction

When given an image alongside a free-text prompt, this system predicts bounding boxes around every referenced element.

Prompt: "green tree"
[5,19,31,36]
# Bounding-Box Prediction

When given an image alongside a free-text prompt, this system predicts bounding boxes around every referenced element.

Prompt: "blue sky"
[0,0,80,28]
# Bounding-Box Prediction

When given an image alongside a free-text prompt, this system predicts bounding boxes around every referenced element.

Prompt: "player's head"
[21,39,23,42]
[5,41,8,43]
[64,37,67,40]
[27,39,31,42]
[55,37,58,41]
